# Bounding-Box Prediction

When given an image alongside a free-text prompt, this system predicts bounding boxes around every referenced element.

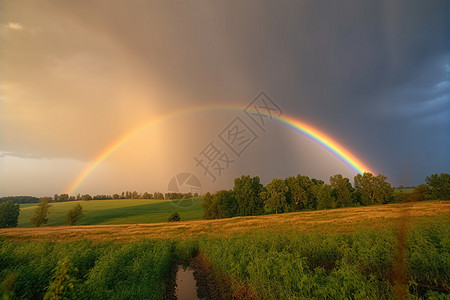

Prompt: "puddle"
[174,265,199,300]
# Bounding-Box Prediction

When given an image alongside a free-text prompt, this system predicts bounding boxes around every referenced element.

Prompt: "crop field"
[17,198,203,227]
[1,201,449,299]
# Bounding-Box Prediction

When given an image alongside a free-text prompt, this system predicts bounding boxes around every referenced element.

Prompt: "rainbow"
[66,106,373,194]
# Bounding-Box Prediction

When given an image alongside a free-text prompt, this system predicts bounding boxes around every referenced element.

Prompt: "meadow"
[17,198,203,227]
[1,201,449,299]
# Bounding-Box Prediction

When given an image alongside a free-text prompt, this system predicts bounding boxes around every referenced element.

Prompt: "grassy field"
[1,201,449,299]
[17,198,203,227]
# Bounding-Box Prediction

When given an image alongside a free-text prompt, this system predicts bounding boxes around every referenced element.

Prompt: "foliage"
[0,240,175,300]
[167,212,181,222]
[409,184,430,202]
[354,172,394,205]
[66,204,84,225]
[233,175,265,216]
[425,173,450,200]
[313,184,334,210]
[0,200,20,228]
[31,197,51,227]
[202,190,237,219]
[0,196,39,204]
[263,179,289,213]
[330,174,353,207]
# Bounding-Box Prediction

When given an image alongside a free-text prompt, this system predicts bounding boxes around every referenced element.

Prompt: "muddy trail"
[166,255,245,300]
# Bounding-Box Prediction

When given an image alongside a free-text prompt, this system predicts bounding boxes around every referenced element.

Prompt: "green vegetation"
[203,172,395,220]
[66,204,84,225]
[0,201,20,228]
[31,197,51,227]
[167,212,180,222]
[0,240,175,299]
[1,217,448,299]
[198,219,450,299]
[18,198,203,227]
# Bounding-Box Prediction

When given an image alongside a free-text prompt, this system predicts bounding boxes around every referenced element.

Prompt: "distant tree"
[112,193,121,199]
[202,191,236,219]
[354,173,393,205]
[408,184,430,202]
[54,194,59,202]
[314,184,334,210]
[66,204,83,225]
[59,194,69,202]
[76,193,81,200]
[285,176,306,211]
[81,194,92,201]
[154,192,164,200]
[263,179,289,214]
[141,192,151,199]
[202,192,217,219]
[233,175,265,216]
[330,174,353,207]
[0,196,39,204]
[194,192,199,197]
[167,212,181,222]
[31,197,51,227]
[0,200,20,228]
[425,173,450,200]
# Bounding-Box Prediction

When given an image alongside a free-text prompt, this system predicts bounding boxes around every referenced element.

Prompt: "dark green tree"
[425,173,450,200]
[354,172,393,205]
[31,197,51,227]
[313,184,334,210]
[0,200,20,228]
[330,174,353,207]
[66,204,83,225]
[263,179,289,214]
[81,194,92,201]
[233,175,265,216]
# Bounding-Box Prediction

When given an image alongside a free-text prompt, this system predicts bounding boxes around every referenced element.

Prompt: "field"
[1,201,449,299]
[17,198,203,227]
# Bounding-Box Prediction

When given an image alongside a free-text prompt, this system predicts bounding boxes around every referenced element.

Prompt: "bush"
[167,212,181,222]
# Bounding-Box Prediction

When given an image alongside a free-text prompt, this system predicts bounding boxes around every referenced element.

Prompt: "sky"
[0,0,449,197]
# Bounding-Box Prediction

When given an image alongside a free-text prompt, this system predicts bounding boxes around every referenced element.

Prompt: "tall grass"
[0,240,175,299]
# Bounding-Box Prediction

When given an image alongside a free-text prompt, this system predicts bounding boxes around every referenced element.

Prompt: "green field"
[18,198,203,227]
[2,201,449,299]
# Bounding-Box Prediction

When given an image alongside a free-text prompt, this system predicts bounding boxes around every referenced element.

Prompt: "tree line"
[202,172,450,219]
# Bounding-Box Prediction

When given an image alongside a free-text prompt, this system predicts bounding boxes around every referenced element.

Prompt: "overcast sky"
[1,0,449,197]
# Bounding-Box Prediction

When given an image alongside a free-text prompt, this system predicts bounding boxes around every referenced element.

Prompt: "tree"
[409,184,430,202]
[285,176,306,211]
[112,193,121,199]
[59,194,69,202]
[168,212,181,222]
[201,190,237,219]
[233,175,265,216]
[66,204,83,225]
[0,200,20,228]
[31,197,51,227]
[81,194,92,201]
[425,173,450,200]
[263,179,289,214]
[330,174,353,207]
[314,184,334,210]
[354,173,393,205]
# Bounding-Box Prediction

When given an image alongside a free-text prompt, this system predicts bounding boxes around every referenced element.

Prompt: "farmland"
[1,201,449,299]
[17,198,203,227]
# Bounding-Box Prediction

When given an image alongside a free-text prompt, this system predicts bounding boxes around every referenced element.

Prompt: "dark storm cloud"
[1,0,448,194]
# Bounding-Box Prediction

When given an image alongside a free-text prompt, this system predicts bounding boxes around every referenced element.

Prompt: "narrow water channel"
[174,265,199,300]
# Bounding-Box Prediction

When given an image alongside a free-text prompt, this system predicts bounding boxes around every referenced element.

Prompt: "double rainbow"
[66,106,373,194]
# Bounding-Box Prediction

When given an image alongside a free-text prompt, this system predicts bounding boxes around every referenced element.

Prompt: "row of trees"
[203,172,449,219]
[49,191,198,202]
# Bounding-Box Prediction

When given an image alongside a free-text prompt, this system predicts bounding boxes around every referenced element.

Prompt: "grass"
[3,200,448,242]
[17,198,203,227]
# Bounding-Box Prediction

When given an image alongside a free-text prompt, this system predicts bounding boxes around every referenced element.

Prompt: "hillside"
[2,200,448,242]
